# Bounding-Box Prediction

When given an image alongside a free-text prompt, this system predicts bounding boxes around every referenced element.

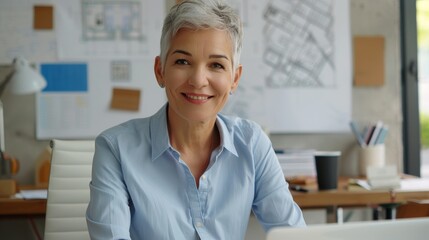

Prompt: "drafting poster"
[0,0,57,64]
[36,61,166,139]
[54,0,164,59]
[223,0,352,133]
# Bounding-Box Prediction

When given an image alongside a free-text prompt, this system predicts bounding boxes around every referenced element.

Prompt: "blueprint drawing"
[263,0,335,88]
[82,0,144,41]
[55,0,164,59]
[222,0,351,133]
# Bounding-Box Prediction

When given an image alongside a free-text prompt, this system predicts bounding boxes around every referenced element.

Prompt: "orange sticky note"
[34,5,54,30]
[110,88,141,111]
[353,36,385,86]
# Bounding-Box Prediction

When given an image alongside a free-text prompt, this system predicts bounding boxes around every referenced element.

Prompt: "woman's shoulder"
[217,113,272,156]
[218,113,264,137]
[98,117,151,140]
[99,104,167,140]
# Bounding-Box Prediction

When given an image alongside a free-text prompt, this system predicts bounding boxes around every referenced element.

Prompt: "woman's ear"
[231,64,242,92]
[154,56,164,87]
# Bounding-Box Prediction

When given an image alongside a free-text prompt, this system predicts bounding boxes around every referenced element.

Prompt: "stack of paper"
[366,165,401,189]
[15,189,48,199]
[277,149,316,179]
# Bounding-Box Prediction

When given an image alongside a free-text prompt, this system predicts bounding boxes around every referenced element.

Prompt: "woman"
[86,0,306,239]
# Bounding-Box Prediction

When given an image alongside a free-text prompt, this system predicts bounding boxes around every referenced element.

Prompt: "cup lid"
[314,151,341,156]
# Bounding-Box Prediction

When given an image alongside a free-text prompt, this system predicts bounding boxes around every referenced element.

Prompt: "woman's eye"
[175,59,188,65]
[211,62,225,69]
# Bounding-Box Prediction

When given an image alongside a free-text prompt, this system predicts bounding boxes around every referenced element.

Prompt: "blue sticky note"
[41,63,88,92]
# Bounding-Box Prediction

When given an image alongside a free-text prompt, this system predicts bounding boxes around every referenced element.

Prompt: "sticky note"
[110,88,141,111]
[34,5,54,30]
[111,61,131,82]
[41,63,88,92]
[353,36,385,87]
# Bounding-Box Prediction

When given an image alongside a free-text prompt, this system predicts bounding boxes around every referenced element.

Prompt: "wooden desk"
[293,189,429,208]
[1,179,429,217]
[291,177,429,208]
[0,198,46,216]
[0,186,47,240]
[290,177,429,222]
[0,185,46,216]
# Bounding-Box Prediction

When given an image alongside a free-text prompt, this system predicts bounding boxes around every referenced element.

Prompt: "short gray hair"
[159,0,243,71]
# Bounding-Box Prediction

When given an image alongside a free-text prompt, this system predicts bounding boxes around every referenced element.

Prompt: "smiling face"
[155,28,242,125]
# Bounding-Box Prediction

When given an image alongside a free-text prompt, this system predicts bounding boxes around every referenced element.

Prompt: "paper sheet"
[0,1,56,63]
[223,0,352,133]
[36,60,166,139]
[16,189,48,199]
[55,0,165,59]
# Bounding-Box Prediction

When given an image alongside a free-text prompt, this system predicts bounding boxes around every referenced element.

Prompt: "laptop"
[266,217,429,240]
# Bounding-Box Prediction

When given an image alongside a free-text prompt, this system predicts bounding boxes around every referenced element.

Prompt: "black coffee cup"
[314,151,341,190]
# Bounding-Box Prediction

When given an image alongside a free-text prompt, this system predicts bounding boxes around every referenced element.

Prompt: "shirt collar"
[150,104,170,161]
[150,104,239,161]
[216,114,238,157]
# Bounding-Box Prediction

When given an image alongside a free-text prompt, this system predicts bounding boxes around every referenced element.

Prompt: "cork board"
[34,5,54,30]
[110,88,141,111]
[353,36,385,86]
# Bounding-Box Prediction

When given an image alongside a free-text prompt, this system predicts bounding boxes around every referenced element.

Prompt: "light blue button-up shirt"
[86,104,305,240]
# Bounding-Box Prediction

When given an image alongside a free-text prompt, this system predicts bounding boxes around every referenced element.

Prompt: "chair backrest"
[44,139,95,240]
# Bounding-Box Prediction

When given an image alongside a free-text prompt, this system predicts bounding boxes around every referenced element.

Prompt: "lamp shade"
[9,57,46,95]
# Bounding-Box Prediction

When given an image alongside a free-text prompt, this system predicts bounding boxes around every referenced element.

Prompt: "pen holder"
[359,144,385,176]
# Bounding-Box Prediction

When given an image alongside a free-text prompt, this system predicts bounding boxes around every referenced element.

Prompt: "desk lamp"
[0,57,46,178]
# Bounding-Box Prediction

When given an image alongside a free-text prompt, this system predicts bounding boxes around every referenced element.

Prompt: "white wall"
[1,0,402,185]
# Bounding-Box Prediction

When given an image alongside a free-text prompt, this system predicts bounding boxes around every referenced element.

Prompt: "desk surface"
[0,198,46,215]
[292,188,429,208]
[1,178,429,216]
[292,177,429,208]
[0,185,46,216]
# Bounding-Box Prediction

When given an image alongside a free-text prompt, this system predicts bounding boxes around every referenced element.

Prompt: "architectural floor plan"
[222,0,351,133]
[82,0,144,41]
[263,0,335,88]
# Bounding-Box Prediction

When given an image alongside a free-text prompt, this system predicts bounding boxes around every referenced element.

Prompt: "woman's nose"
[188,66,209,88]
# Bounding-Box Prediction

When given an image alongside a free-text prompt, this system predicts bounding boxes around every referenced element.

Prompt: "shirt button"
[196,222,203,228]
[201,175,206,180]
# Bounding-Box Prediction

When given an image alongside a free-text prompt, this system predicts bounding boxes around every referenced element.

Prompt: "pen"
[289,184,309,193]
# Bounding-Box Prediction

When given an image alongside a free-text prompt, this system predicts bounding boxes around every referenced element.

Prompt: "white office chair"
[44,139,95,240]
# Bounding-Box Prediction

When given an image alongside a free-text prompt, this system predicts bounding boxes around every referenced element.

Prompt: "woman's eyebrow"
[172,49,191,56]
[172,49,229,61]
[209,54,229,61]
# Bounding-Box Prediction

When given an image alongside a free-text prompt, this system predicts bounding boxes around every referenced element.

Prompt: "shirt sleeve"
[86,134,132,240]
[251,127,306,231]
